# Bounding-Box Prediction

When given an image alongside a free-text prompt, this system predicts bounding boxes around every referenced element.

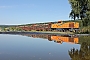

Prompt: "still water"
[0,33,90,60]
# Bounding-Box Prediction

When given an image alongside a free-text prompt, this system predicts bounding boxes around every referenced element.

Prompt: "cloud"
[0,4,35,9]
[0,6,12,8]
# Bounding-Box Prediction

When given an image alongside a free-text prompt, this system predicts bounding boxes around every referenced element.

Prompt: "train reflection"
[21,34,79,44]
[51,35,78,44]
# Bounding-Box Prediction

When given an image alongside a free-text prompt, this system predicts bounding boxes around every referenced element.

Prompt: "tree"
[68,0,90,25]
[69,10,79,20]
[68,0,81,20]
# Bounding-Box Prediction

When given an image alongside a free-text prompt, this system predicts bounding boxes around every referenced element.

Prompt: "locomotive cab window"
[58,21,61,23]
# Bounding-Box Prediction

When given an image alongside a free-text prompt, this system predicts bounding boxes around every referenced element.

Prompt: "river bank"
[0,31,90,36]
[0,31,73,34]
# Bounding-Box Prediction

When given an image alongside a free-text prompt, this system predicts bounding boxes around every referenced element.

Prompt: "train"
[19,21,79,32]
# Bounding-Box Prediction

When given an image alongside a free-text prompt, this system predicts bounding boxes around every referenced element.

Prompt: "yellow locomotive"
[51,21,79,32]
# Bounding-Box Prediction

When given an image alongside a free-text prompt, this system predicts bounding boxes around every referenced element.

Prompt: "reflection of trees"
[69,42,90,60]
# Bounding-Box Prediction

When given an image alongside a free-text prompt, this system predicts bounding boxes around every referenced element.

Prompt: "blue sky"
[0,0,71,25]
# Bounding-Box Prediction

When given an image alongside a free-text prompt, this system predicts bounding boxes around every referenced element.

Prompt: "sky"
[0,0,71,25]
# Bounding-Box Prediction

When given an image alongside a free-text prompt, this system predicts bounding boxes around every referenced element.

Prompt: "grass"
[26,30,74,34]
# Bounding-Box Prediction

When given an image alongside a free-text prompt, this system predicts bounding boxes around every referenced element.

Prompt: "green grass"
[26,30,74,34]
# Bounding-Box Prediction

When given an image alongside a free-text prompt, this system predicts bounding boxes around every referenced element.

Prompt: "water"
[0,33,90,60]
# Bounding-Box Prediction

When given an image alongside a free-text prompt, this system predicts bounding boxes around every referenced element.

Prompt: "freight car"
[19,21,79,32]
[19,23,51,31]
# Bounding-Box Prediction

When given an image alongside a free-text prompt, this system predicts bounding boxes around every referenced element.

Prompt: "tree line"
[68,0,90,26]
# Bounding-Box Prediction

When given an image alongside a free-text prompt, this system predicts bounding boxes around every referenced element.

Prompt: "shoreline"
[0,31,90,36]
[0,31,73,35]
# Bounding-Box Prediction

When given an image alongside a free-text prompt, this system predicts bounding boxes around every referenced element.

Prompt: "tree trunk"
[74,14,76,20]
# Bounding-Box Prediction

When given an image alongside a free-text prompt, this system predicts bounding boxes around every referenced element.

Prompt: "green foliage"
[3,27,23,31]
[82,19,88,26]
[77,26,90,34]
[68,0,90,26]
